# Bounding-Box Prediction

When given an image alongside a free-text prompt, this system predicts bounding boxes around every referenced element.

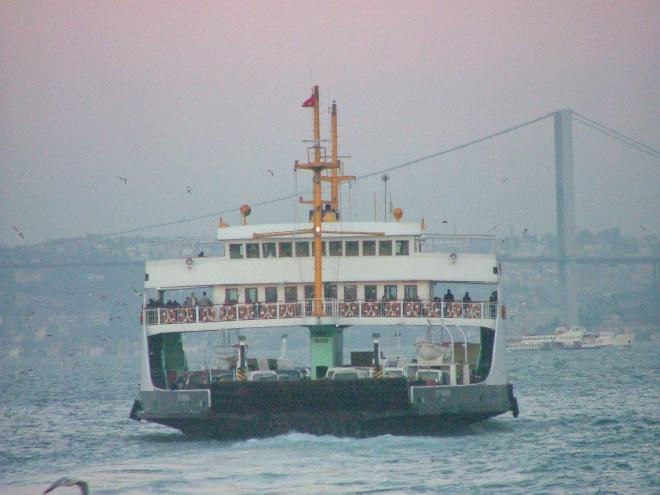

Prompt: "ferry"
[130,86,519,438]
[507,326,635,351]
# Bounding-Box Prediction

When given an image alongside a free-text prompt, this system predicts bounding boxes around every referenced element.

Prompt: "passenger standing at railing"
[463,292,472,303]
[199,291,212,306]
[489,291,498,318]
[443,289,454,302]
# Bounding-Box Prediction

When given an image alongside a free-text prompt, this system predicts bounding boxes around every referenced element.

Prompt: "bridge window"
[245,288,258,304]
[363,240,376,256]
[404,285,418,301]
[265,286,278,303]
[278,242,293,258]
[229,244,244,259]
[284,286,298,302]
[304,285,315,300]
[324,283,337,299]
[344,285,357,301]
[312,242,327,256]
[329,241,342,256]
[345,241,359,256]
[396,240,409,256]
[262,242,276,258]
[246,243,260,258]
[379,240,392,256]
[364,285,377,301]
[384,285,397,300]
[295,241,310,257]
[225,288,238,304]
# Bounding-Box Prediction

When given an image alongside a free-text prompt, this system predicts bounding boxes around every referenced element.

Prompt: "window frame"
[345,241,359,256]
[265,286,278,303]
[344,284,357,301]
[229,243,244,259]
[379,240,393,256]
[246,243,260,259]
[262,242,277,258]
[278,242,293,258]
[364,285,377,301]
[362,240,376,256]
[225,288,238,304]
[395,240,410,256]
[284,286,298,302]
[295,241,310,257]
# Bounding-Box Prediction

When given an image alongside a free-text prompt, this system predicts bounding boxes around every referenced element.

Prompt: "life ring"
[404,302,421,317]
[465,303,481,318]
[160,309,174,324]
[201,307,216,322]
[423,302,441,317]
[239,305,255,320]
[362,302,377,317]
[261,304,277,319]
[447,303,463,318]
[341,302,357,317]
[179,308,194,323]
[384,301,400,317]
[221,306,236,321]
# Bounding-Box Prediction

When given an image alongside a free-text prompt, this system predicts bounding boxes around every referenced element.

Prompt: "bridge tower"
[554,109,579,326]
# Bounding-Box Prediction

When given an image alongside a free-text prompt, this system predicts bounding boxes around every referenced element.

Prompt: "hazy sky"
[1,1,658,246]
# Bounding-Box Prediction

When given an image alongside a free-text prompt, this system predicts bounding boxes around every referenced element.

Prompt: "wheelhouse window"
[295,241,310,257]
[265,286,278,303]
[344,285,357,301]
[345,241,359,256]
[365,285,377,301]
[312,242,327,256]
[384,284,397,300]
[363,240,376,256]
[229,244,244,259]
[329,241,342,256]
[245,288,258,304]
[225,288,238,304]
[278,242,293,258]
[379,240,392,256]
[246,243,260,258]
[404,285,418,301]
[304,285,315,300]
[262,242,276,258]
[396,240,409,256]
[284,286,298,302]
[324,283,337,299]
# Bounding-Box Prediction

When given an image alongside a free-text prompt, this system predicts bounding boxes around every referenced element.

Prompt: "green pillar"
[308,325,345,380]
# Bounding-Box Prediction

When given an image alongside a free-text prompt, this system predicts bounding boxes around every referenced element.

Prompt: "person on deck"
[443,289,454,302]
[463,292,472,303]
[199,291,212,306]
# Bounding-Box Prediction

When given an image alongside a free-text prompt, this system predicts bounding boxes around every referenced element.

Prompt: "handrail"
[144,299,495,326]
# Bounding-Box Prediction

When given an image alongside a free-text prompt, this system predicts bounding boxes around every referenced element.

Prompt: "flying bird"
[500,177,509,183]
[43,477,89,495]
[267,169,275,177]
[186,185,192,194]
[488,224,498,233]
[640,225,647,232]
[523,228,529,236]
[12,226,25,240]
[117,176,127,184]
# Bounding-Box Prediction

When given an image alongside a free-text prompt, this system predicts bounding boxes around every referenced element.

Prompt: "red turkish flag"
[302,93,316,107]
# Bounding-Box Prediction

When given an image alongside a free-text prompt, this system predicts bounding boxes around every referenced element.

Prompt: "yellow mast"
[296,85,354,316]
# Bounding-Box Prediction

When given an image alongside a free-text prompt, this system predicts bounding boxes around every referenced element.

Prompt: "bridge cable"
[101,112,556,237]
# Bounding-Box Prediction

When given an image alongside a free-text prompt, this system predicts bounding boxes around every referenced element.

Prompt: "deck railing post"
[195,306,199,322]
[157,309,160,325]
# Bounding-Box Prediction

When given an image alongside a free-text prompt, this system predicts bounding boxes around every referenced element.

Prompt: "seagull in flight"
[267,169,275,177]
[117,176,127,184]
[186,185,192,194]
[640,225,647,232]
[441,220,448,224]
[523,228,529,237]
[43,477,89,494]
[12,225,25,240]
[488,224,498,233]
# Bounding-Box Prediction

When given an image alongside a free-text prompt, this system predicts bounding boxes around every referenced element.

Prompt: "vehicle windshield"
[384,370,404,378]
[417,371,440,381]
[333,372,359,381]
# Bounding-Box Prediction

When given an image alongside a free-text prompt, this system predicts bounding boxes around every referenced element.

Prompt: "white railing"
[143,299,497,326]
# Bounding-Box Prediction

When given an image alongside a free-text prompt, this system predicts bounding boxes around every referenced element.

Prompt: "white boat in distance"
[507,326,635,351]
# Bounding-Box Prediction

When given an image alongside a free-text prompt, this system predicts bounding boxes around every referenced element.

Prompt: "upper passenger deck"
[145,221,499,290]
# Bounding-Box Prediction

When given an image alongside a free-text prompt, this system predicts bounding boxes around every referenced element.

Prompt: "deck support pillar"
[308,325,345,380]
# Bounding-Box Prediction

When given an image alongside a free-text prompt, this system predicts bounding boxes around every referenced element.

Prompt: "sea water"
[1,344,658,494]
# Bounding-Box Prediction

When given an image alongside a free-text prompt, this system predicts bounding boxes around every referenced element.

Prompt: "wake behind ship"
[130,86,519,438]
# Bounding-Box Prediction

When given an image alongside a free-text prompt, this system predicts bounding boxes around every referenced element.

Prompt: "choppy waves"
[1,345,658,494]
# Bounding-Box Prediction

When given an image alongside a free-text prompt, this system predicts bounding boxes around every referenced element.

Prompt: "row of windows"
[222,283,419,304]
[228,239,410,260]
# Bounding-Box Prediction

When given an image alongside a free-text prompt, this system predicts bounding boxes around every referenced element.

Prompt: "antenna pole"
[331,100,339,211]
[313,85,320,164]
